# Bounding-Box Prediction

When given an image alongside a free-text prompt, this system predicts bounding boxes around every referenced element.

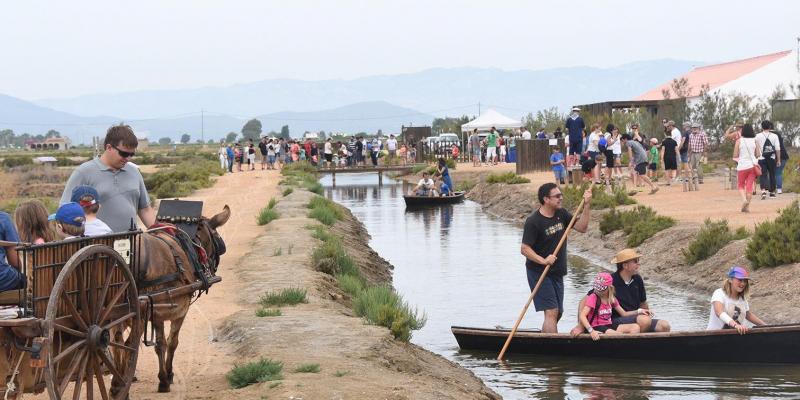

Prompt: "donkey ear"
[208,205,230,229]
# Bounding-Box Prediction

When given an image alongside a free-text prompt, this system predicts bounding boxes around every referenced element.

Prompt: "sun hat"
[611,248,641,264]
[691,122,701,128]
[727,266,750,280]
[54,202,86,227]
[593,272,613,292]
[571,107,581,112]
[70,185,100,206]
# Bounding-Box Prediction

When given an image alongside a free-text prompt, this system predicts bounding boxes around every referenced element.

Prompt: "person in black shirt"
[258,137,269,170]
[521,183,592,333]
[569,248,672,336]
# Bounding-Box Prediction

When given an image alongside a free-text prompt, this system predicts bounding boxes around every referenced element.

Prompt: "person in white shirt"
[521,128,532,140]
[664,120,684,182]
[707,266,765,334]
[386,134,398,160]
[70,185,112,236]
[755,120,781,199]
[586,123,602,183]
[411,172,437,196]
[323,138,333,167]
[217,142,227,170]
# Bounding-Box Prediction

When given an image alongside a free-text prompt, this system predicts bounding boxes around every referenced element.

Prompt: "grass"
[336,273,366,297]
[256,308,282,317]
[257,208,279,226]
[226,358,283,388]
[272,247,282,256]
[455,179,476,192]
[411,164,428,174]
[562,183,636,211]
[294,363,321,373]
[267,197,278,209]
[599,205,676,247]
[308,196,344,226]
[333,370,351,377]
[683,219,749,264]
[280,161,323,194]
[282,187,294,196]
[353,285,426,342]
[259,288,308,307]
[746,200,800,269]
[144,158,224,199]
[311,230,361,277]
[485,172,530,184]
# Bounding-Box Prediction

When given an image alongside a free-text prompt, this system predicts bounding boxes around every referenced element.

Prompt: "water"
[321,174,800,399]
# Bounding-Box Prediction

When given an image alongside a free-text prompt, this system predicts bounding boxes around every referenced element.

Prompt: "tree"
[158,137,172,145]
[241,119,263,141]
[196,139,205,144]
[431,115,474,137]
[523,107,565,134]
[280,125,290,139]
[225,132,238,143]
[770,83,800,147]
[180,134,191,144]
[207,139,216,144]
[45,129,61,138]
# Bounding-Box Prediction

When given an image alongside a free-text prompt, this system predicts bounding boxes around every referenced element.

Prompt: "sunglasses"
[547,193,563,199]
[112,144,136,158]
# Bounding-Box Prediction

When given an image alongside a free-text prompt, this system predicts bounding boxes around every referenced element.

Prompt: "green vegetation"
[485,172,530,184]
[294,363,321,373]
[260,288,308,307]
[599,205,676,247]
[785,159,799,193]
[272,247,282,256]
[455,179,476,193]
[683,219,749,264]
[226,358,284,388]
[257,198,280,225]
[562,183,636,210]
[144,158,224,198]
[280,161,322,194]
[411,164,428,174]
[0,197,59,214]
[308,196,344,226]
[445,158,456,169]
[282,187,294,197]
[1,157,33,168]
[255,308,282,317]
[333,370,351,378]
[746,201,800,269]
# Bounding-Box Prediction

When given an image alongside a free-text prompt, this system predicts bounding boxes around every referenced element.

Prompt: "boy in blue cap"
[71,185,112,236]
[52,203,86,239]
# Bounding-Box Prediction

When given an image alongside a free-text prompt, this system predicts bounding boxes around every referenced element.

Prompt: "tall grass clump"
[599,205,676,247]
[256,197,280,225]
[144,158,224,198]
[282,187,294,197]
[746,201,800,269]
[281,161,322,193]
[411,164,428,174]
[311,234,358,276]
[353,285,426,342]
[562,183,635,211]
[455,179,476,193]
[308,196,344,226]
[226,358,283,388]
[683,219,749,264]
[294,363,321,373]
[260,288,308,307]
[486,172,530,184]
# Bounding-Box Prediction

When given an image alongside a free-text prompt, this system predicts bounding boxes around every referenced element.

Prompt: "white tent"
[460,108,522,132]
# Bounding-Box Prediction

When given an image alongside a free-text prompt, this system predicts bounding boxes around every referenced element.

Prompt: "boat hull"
[404,192,465,206]
[451,325,800,364]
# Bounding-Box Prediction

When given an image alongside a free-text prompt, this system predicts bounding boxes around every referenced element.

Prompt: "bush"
[282,187,294,197]
[256,208,279,226]
[746,201,800,269]
[562,183,636,211]
[260,288,308,307]
[226,358,283,388]
[455,179,476,192]
[1,157,33,168]
[307,224,333,242]
[308,196,344,226]
[683,219,749,264]
[485,172,530,184]
[784,159,799,193]
[353,285,426,342]
[411,164,428,174]
[294,363,321,373]
[445,158,456,169]
[336,273,365,297]
[282,161,317,175]
[626,216,676,247]
[255,308,281,317]
[599,205,675,247]
[144,158,223,198]
[311,235,357,275]
[305,181,324,195]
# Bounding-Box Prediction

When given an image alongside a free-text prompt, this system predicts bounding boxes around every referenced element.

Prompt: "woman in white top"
[732,123,760,213]
[218,143,228,170]
[707,266,765,334]
[586,123,602,183]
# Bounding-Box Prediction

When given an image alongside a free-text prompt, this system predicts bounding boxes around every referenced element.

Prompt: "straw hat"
[611,248,641,264]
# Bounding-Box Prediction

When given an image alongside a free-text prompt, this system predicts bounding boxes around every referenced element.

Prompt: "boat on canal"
[403,191,465,207]
[451,324,800,364]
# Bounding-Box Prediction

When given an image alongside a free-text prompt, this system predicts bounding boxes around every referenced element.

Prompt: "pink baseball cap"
[593,272,613,292]
[727,266,750,280]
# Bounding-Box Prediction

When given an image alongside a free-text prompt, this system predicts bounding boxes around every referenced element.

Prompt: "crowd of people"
[522,182,766,341]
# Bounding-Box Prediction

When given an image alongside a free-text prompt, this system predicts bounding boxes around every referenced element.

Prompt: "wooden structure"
[318,165,415,186]
[452,324,800,363]
[403,192,465,207]
[0,229,221,399]
[574,99,687,137]
[400,126,431,145]
[516,138,566,174]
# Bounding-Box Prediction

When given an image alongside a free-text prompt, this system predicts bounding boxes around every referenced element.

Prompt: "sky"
[1,0,799,100]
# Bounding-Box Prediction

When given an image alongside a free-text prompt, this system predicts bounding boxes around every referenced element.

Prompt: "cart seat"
[0,290,23,306]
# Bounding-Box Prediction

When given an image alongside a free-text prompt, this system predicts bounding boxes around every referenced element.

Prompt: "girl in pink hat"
[707,266,766,334]
[578,272,648,341]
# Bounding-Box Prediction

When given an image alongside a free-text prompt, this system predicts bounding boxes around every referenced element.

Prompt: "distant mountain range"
[1,60,701,143]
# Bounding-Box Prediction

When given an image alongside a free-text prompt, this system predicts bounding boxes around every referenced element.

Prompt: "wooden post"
[332,171,336,187]
[378,171,383,186]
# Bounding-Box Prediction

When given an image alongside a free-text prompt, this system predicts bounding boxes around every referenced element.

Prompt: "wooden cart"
[0,230,219,399]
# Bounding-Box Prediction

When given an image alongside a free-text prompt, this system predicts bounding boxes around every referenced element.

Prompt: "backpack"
[586,293,601,327]
[679,132,689,153]
[598,136,608,152]
[761,133,776,159]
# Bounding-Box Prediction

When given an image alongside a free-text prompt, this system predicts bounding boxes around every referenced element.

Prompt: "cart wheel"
[44,244,141,400]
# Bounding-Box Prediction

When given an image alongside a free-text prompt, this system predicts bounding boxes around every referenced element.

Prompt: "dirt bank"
[405,163,800,324]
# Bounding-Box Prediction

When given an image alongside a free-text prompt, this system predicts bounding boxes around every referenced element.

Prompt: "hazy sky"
[2,0,798,100]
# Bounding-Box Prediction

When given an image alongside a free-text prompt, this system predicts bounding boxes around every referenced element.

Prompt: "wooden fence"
[516,138,566,174]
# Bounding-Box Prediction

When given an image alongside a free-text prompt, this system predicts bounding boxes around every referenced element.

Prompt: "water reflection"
[321,173,800,400]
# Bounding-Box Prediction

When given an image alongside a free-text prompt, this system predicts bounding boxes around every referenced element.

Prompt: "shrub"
[260,288,308,307]
[599,205,675,247]
[336,273,366,297]
[282,187,294,197]
[562,183,635,211]
[353,285,426,341]
[311,236,356,275]
[267,198,277,209]
[294,363,321,373]
[256,308,281,317]
[784,159,799,193]
[226,358,283,388]
[333,370,350,377]
[308,196,344,226]
[455,179,476,192]
[746,201,800,269]
[144,158,223,198]
[1,157,33,168]
[485,172,530,184]
[307,224,333,242]
[683,219,749,264]
[282,161,317,175]
[425,166,437,176]
[411,164,428,174]
[305,181,324,195]
[257,208,279,226]
[626,216,676,247]
[445,158,456,169]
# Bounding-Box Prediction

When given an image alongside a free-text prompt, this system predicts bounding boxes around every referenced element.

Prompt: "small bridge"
[317,165,417,186]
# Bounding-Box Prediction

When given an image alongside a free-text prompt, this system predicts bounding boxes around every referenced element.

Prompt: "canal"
[321,174,800,399]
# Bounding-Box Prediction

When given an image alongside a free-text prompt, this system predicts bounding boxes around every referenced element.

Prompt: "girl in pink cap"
[578,272,647,341]
[707,266,766,334]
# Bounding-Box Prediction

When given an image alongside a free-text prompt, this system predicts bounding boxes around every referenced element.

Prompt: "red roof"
[635,50,792,101]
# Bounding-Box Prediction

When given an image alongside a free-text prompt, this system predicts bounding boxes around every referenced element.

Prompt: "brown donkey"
[115,205,230,394]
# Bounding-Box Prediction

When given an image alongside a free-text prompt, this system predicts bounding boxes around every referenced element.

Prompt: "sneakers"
[770,192,776,198]
[741,201,750,213]
[761,191,767,200]
[778,189,783,194]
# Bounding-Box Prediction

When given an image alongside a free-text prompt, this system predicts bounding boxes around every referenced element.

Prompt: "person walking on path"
[259,137,269,170]
[469,129,481,167]
[225,144,235,173]
[774,126,789,194]
[60,124,156,233]
[486,127,499,165]
[687,122,709,184]
[218,142,228,170]
[659,134,679,185]
[521,183,592,333]
[565,107,585,163]
[664,120,684,182]
[756,120,781,199]
[622,134,659,194]
[386,134,398,162]
[733,123,760,212]
[647,138,659,182]
[679,122,691,180]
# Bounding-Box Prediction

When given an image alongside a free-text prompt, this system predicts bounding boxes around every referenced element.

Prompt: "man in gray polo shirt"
[60,124,156,232]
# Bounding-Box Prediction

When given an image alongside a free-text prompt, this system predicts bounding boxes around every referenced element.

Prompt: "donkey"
[112,205,230,394]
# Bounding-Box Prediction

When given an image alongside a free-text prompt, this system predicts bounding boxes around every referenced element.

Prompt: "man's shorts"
[526,267,564,313]
[635,162,648,176]
[680,153,689,163]
[568,140,582,156]
[553,169,566,182]
[261,154,268,163]
[486,147,497,158]
[612,314,660,332]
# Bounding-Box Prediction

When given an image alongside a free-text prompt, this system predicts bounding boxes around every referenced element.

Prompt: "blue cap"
[70,185,99,204]
[727,266,751,280]
[55,202,85,227]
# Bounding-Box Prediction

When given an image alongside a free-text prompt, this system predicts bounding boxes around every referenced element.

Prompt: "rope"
[4,340,27,400]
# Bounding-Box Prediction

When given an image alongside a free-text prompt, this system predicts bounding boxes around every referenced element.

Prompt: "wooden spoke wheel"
[44,245,141,400]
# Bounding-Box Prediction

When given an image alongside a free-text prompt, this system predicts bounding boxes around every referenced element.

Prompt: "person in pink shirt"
[290,140,301,162]
[575,272,646,340]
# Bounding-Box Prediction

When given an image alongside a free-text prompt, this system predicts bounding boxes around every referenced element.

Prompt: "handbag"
[743,140,761,176]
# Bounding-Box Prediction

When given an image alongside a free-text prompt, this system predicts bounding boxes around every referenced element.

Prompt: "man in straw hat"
[570,248,672,336]
[521,183,592,333]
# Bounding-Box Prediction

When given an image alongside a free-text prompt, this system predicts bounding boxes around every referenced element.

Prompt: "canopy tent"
[460,108,522,132]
